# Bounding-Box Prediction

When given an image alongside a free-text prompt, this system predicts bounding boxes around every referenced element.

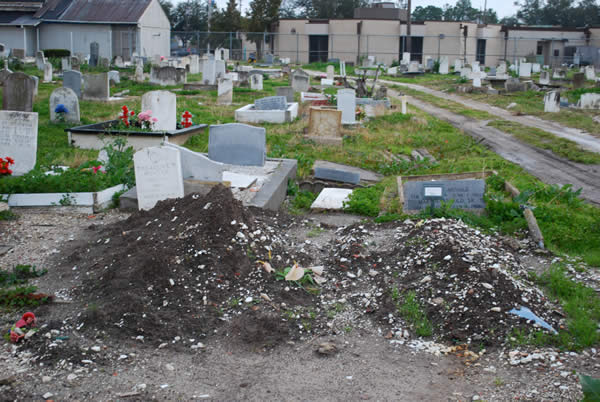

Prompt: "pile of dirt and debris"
[14,187,563,366]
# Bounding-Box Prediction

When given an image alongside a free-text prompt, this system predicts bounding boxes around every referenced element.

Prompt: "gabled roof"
[36,0,152,23]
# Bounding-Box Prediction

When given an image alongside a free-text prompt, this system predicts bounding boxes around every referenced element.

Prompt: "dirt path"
[381,79,600,153]
[385,88,600,205]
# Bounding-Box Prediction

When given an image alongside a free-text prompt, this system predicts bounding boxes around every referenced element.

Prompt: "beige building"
[273,10,597,67]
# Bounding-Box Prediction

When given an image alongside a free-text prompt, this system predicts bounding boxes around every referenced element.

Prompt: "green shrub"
[343,185,383,217]
[292,190,317,210]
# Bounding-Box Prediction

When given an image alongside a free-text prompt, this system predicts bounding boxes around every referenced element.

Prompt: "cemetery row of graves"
[1,50,600,360]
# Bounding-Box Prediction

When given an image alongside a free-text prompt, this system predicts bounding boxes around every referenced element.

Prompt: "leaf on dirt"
[309,266,324,276]
[285,263,304,281]
[313,275,327,285]
[258,261,275,273]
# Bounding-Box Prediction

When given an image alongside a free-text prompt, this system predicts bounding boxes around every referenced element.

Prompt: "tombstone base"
[235,103,299,124]
[183,83,218,91]
[304,135,343,145]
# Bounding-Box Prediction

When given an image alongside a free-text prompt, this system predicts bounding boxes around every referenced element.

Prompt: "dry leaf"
[313,276,327,285]
[285,263,304,281]
[309,266,324,276]
[258,261,275,273]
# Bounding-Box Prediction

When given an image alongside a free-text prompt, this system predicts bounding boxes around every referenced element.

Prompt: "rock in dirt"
[317,342,338,355]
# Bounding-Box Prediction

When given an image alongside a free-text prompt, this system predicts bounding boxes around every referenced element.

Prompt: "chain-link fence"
[172,31,600,68]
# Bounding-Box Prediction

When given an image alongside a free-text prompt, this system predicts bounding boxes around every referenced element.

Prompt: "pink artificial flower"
[92,165,102,174]
[152,118,158,122]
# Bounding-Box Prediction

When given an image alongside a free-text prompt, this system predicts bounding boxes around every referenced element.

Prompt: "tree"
[442,0,480,21]
[158,0,175,26]
[500,15,520,26]
[412,5,443,21]
[245,0,282,57]
[211,0,242,32]
[171,0,208,31]
[516,0,545,25]
[289,0,369,19]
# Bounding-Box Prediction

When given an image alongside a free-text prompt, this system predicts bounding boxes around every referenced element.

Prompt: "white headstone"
[519,63,532,78]
[532,63,541,73]
[250,73,263,90]
[473,76,481,88]
[202,60,216,85]
[401,96,408,114]
[578,93,600,109]
[454,59,463,71]
[408,62,419,73]
[388,67,397,75]
[43,63,53,83]
[135,63,144,82]
[539,71,550,85]
[496,63,507,77]
[49,87,80,123]
[439,57,449,75]
[189,55,200,74]
[337,89,356,124]
[0,111,38,175]
[585,66,596,81]
[544,91,560,113]
[321,78,334,86]
[402,52,410,65]
[215,60,226,80]
[141,90,177,131]
[133,147,184,211]
[461,67,471,78]
[326,65,334,80]
[472,61,480,73]
[340,61,346,77]
[217,77,233,105]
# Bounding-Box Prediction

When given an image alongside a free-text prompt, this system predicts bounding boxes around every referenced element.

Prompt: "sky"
[169,0,520,19]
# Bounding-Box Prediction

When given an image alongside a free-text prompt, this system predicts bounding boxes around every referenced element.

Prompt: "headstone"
[71,56,80,71]
[43,62,53,83]
[31,76,38,97]
[0,110,38,175]
[488,67,496,76]
[578,93,600,109]
[439,57,449,75]
[276,86,294,103]
[402,52,410,65]
[135,63,144,82]
[208,123,266,166]
[321,78,334,86]
[496,63,506,76]
[36,51,45,71]
[217,77,233,105]
[2,72,35,112]
[141,90,177,131]
[254,96,287,111]
[291,69,310,92]
[532,63,541,73]
[314,167,360,184]
[337,89,356,125]
[49,87,80,123]
[388,67,398,75]
[12,49,25,59]
[99,58,109,68]
[149,66,186,86]
[202,59,216,85]
[539,71,550,85]
[408,61,419,73]
[114,56,124,68]
[215,60,226,80]
[505,77,526,92]
[265,54,274,65]
[326,65,334,80]
[250,73,263,90]
[89,42,99,67]
[61,57,71,71]
[401,96,408,114]
[0,66,11,86]
[460,67,471,78]
[133,147,184,211]
[108,70,120,85]
[544,91,560,113]
[0,43,6,59]
[473,75,481,88]
[425,56,433,71]
[585,66,596,81]
[553,68,567,80]
[307,107,342,144]
[82,73,109,101]
[573,72,585,89]
[454,59,463,71]
[63,70,82,99]
[519,62,532,78]
[402,178,486,212]
[340,61,346,77]
[189,54,200,74]
[472,62,480,73]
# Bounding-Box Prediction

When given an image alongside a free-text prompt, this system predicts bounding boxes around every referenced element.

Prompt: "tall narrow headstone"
[337,89,356,124]
[539,71,550,85]
[454,59,463,71]
[519,62,532,78]
[61,57,71,71]
[250,73,263,90]
[208,123,266,166]
[135,63,144,82]
[215,60,226,80]
[63,70,82,99]
[402,52,410,65]
[89,42,99,67]
[472,61,480,73]
[11,49,25,60]
[202,59,216,85]
[189,54,200,74]
[573,72,585,89]
[43,62,53,82]
[31,76,38,97]
[36,51,45,71]
[544,91,560,113]
[217,77,233,105]
[2,72,35,112]
[340,60,346,77]
[439,57,449,75]
[49,87,80,123]
[532,63,541,73]
[141,90,177,131]
[71,56,80,71]
[496,63,507,77]
[327,65,335,80]
[585,66,596,81]
[133,147,184,211]
[0,110,38,175]
[82,73,109,101]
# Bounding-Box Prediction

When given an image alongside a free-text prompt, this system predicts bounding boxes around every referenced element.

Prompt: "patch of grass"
[290,190,317,213]
[306,225,325,238]
[399,291,433,337]
[343,184,384,217]
[0,209,18,221]
[0,286,50,309]
[0,265,47,288]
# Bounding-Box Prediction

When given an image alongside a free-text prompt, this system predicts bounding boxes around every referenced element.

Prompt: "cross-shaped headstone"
[181,110,193,128]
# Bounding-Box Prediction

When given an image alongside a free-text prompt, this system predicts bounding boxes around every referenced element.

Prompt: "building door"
[476,39,486,65]
[309,35,328,63]
[400,36,423,63]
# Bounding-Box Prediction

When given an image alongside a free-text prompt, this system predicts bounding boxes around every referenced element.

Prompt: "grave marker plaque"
[2,72,35,112]
[401,178,486,213]
[0,110,38,175]
[255,96,287,110]
[63,70,82,98]
[133,147,184,211]
[208,123,266,166]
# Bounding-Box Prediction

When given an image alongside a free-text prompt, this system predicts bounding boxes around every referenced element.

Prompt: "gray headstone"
[314,167,360,184]
[71,56,80,71]
[505,77,526,93]
[150,66,186,86]
[133,146,184,211]
[100,58,110,68]
[31,76,38,97]
[2,72,35,112]
[11,49,25,60]
[488,67,496,76]
[50,87,80,123]
[202,60,216,85]
[539,71,550,85]
[276,86,294,103]
[36,51,45,71]
[61,57,71,71]
[265,54,274,65]
[217,77,233,105]
[108,70,120,85]
[250,73,263,90]
[208,123,266,166]
[403,179,486,212]
[0,110,38,175]
[337,89,356,124]
[291,69,310,92]
[0,67,12,86]
[544,91,560,113]
[89,42,99,67]
[573,72,585,89]
[63,70,82,99]
[215,60,226,80]
[114,56,124,68]
[254,96,287,111]
[43,62,53,82]
[82,73,109,101]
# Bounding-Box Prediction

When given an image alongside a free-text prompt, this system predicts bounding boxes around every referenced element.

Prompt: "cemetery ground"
[1,62,600,399]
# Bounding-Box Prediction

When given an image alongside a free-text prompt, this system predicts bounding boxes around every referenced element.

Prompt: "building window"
[399,36,423,63]
[536,42,543,55]
[554,49,560,57]
[476,39,486,65]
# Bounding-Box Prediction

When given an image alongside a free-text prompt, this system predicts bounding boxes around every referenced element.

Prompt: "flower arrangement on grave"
[180,111,193,128]
[119,105,135,127]
[355,106,366,121]
[0,157,14,176]
[54,104,69,123]
[137,110,158,130]
[116,105,158,131]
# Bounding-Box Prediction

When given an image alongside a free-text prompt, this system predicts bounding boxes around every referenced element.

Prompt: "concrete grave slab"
[314,167,360,184]
[222,171,258,188]
[313,160,383,183]
[307,107,342,145]
[277,86,294,102]
[235,102,298,124]
[311,188,353,210]
[208,123,266,166]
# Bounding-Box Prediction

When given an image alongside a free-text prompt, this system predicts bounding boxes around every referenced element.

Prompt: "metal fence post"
[229,31,232,57]
[296,33,299,64]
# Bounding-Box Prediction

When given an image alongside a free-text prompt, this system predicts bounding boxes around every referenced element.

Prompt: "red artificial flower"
[92,165,102,174]
[5,157,14,165]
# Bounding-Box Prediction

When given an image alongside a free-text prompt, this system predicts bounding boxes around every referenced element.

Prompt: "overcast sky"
[170,0,520,19]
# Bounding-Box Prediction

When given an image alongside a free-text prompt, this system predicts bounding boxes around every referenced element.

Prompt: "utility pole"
[483,0,487,25]
[207,0,212,54]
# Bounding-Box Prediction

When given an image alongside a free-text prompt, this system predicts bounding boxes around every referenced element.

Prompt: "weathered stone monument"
[326,65,335,80]
[89,42,99,67]
[49,87,80,123]
[276,86,294,103]
[0,110,38,175]
[519,62,532,78]
[573,72,585,89]
[337,88,356,124]
[133,146,184,211]
[544,91,560,113]
[2,72,35,112]
[250,73,263,90]
[539,71,550,85]
[255,96,287,111]
[291,69,310,92]
[217,77,233,105]
[150,66,186,86]
[82,73,109,101]
[307,107,343,145]
[141,90,177,131]
[439,57,449,75]
[36,51,45,71]
[43,62,53,82]
[63,70,82,99]
[208,123,266,166]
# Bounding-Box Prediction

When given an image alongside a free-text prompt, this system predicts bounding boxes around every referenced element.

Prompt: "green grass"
[399,291,433,337]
